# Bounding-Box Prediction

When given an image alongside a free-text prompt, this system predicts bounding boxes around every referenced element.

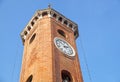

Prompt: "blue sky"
[0,0,120,82]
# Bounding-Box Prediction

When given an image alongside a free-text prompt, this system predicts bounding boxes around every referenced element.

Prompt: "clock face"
[54,37,75,56]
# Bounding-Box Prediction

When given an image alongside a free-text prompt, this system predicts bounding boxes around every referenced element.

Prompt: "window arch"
[24,31,28,35]
[53,13,57,18]
[64,20,68,25]
[42,12,48,17]
[29,33,36,44]
[27,26,31,31]
[69,24,73,28]
[26,75,33,82]
[58,17,63,22]
[57,29,66,38]
[61,70,72,82]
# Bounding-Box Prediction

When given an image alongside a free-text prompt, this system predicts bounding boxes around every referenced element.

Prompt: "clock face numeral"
[54,37,75,56]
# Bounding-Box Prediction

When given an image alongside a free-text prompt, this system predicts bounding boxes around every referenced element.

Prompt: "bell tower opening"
[61,70,72,82]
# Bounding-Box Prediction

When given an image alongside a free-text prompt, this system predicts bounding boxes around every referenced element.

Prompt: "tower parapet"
[20,8,79,45]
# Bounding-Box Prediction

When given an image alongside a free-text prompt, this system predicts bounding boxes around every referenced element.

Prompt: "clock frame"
[54,37,75,57]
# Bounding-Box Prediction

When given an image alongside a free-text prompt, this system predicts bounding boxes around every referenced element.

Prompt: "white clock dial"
[54,37,75,56]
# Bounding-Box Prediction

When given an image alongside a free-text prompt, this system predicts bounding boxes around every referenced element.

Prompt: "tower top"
[48,3,52,8]
[20,7,79,44]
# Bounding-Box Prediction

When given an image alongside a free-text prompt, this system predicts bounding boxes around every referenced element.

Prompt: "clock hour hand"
[64,46,69,48]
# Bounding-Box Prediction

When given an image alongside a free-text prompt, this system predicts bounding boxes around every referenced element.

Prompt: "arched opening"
[27,26,31,31]
[31,21,34,26]
[42,12,48,17]
[26,75,33,82]
[69,24,73,28]
[29,33,36,44]
[61,70,72,82]
[64,20,68,25]
[53,13,57,18]
[24,31,27,35]
[74,32,77,36]
[57,29,66,38]
[58,17,62,22]
[34,16,38,21]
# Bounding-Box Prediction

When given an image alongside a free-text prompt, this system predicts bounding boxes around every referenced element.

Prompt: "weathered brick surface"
[51,19,83,82]
[20,16,83,82]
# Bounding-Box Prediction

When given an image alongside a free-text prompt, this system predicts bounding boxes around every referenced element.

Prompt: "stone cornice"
[20,8,79,45]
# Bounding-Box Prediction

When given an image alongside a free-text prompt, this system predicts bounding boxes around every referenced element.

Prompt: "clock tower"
[20,7,83,82]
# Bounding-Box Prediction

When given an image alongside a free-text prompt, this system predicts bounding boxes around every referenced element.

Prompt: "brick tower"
[20,7,83,82]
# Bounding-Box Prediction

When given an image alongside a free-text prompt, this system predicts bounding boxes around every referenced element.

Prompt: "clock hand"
[64,46,68,48]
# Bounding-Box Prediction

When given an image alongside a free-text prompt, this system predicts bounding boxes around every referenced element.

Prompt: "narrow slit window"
[29,33,36,44]
[57,29,66,38]
[26,75,33,82]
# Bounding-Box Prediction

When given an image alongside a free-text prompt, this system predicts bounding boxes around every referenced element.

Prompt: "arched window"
[27,26,31,31]
[34,16,38,21]
[31,21,34,26]
[69,24,73,28]
[57,29,66,38]
[42,12,48,17]
[24,31,28,35]
[53,13,57,18]
[58,17,63,22]
[64,20,68,25]
[29,33,36,44]
[61,70,72,82]
[26,75,33,82]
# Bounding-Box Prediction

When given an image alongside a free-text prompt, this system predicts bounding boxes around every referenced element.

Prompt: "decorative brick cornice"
[21,8,79,45]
